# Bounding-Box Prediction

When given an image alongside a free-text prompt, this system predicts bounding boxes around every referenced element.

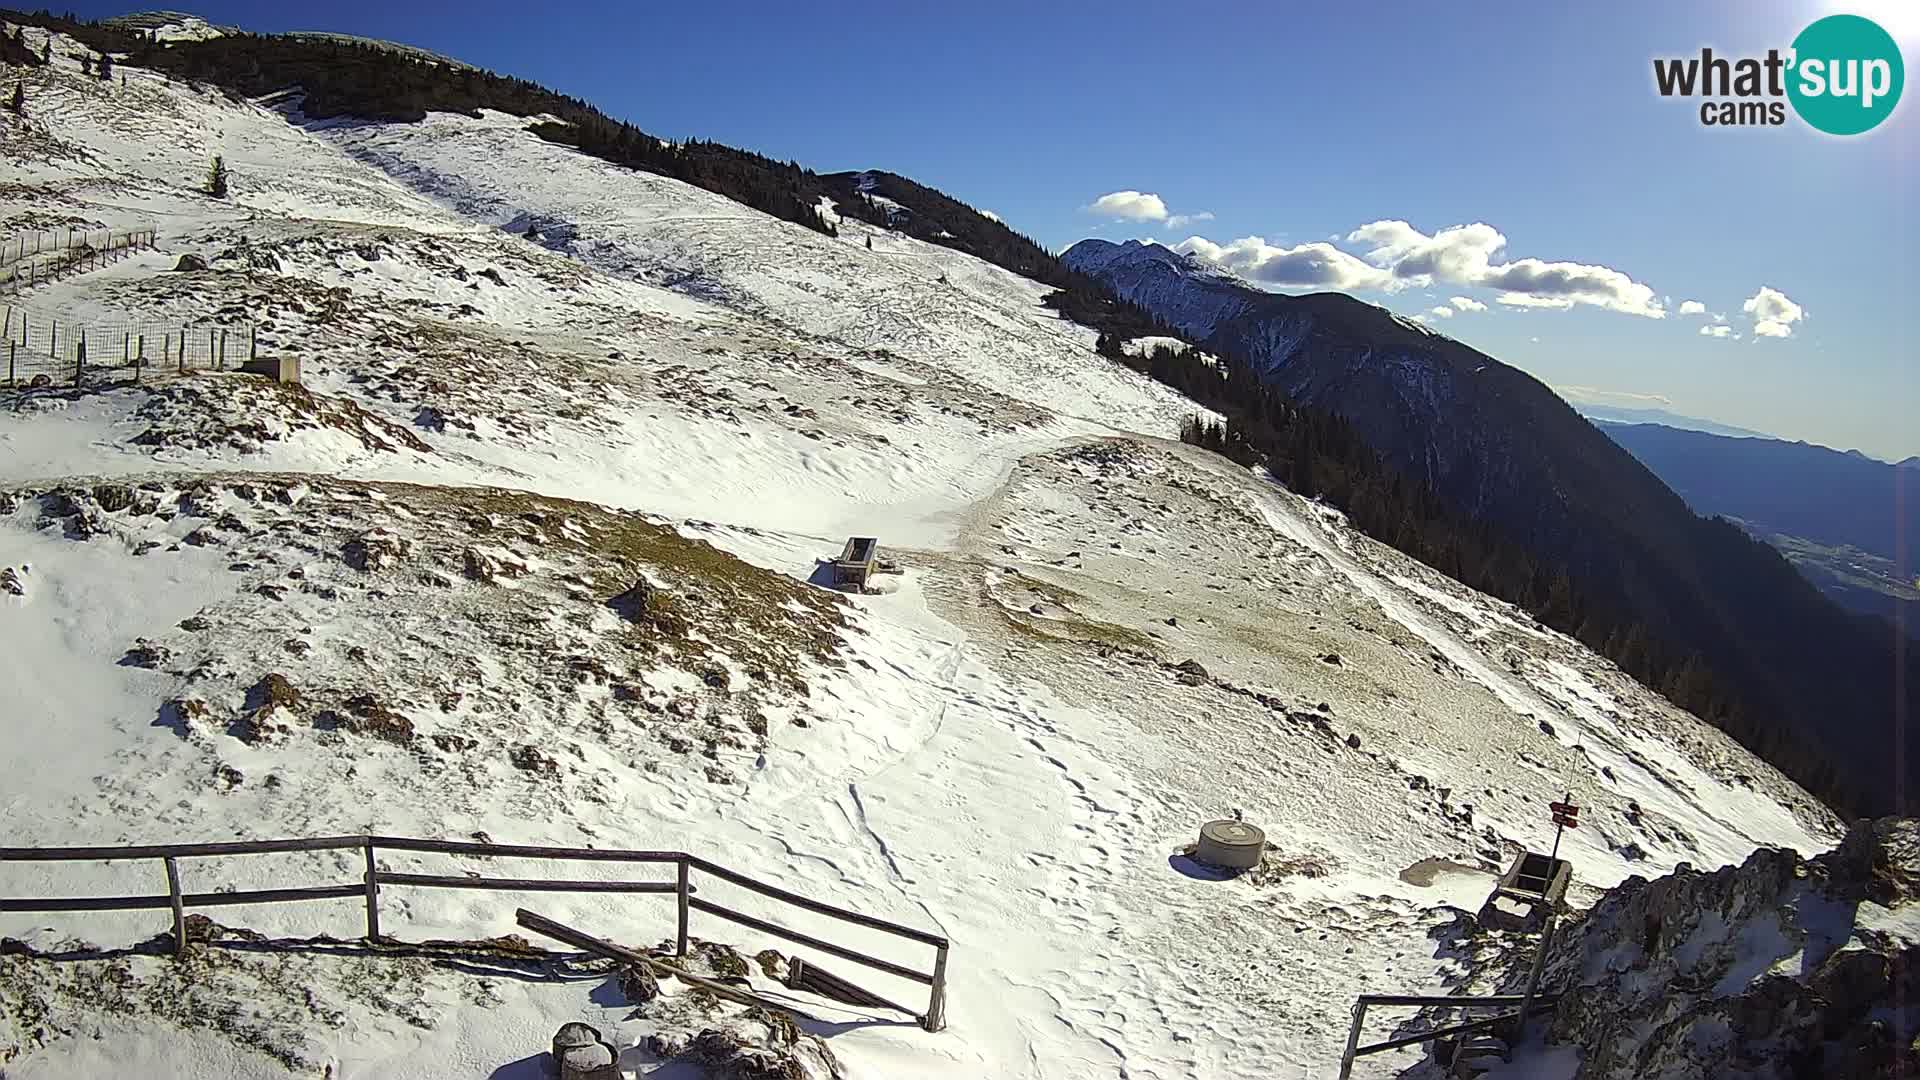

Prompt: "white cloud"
[1343,219,1665,318]
[1173,235,1394,290]
[1699,324,1737,339]
[1742,285,1804,338]
[1085,190,1169,222]
[1677,299,1707,316]
[1429,305,1454,318]
[1165,211,1214,229]
[1495,292,1576,310]
[1448,295,1487,312]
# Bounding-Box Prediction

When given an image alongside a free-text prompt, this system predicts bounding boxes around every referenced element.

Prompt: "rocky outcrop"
[1507,817,1918,1079]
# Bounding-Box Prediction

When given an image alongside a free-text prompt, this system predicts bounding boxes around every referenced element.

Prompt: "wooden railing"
[1336,992,1561,1078]
[0,834,950,1031]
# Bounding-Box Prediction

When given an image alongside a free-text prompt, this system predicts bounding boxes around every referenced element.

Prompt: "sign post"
[1517,794,1578,1044]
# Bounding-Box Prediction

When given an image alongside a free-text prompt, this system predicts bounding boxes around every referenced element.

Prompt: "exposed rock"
[245,673,301,713]
[343,529,411,572]
[1490,816,1920,1080]
[618,961,661,1004]
[172,253,209,272]
[551,1022,619,1080]
[509,743,560,776]
[332,694,414,745]
[121,639,170,668]
[91,483,134,512]
[0,566,22,596]
[462,545,529,583]
[1345,733,1361,750]
[1538,718,1556,738]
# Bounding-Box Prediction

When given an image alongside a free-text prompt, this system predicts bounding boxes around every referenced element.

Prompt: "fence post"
[1337,1001,1368,1080]
[219,329,226,368]
[924,942,949,1032]
[163,857,187,960]
[676,858,691,957]
[362,840,381,941]
[135,334,143,382]
[48,319,54,358]
[177,330,184,374]
[7,342,13,387]
[75,329,84,385]
[209,327,216,370]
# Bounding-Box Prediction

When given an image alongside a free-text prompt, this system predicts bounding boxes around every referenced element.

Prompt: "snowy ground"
[0,25,1841,1080]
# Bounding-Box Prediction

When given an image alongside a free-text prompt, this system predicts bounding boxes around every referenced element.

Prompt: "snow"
[0,27,1844,1080]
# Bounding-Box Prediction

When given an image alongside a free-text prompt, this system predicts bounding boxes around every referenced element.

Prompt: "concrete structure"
[833,536,880,589]
[239,354,302,385]
[1478,851,1572,930]
[1194,818,1265,870]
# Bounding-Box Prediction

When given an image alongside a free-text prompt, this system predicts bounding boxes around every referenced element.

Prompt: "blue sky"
[76,0,1918,459]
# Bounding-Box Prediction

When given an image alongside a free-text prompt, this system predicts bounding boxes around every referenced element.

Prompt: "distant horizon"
[58,1,1918,460]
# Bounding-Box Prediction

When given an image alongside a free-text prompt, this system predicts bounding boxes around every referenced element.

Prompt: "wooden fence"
[0,833,950,1032]
[2,304,259,388]
[0,227,157,292]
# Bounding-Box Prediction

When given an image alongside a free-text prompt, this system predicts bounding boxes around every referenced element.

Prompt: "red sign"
[1550,800,1579,828]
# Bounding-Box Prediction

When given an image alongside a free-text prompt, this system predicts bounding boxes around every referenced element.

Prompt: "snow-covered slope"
[0,25,1841,1080]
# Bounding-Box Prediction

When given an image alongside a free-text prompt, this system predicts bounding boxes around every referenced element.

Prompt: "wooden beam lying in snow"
[515,908,811,1020]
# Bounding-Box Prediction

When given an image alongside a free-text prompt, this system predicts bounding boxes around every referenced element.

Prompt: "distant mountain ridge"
[1065,237,1918,814]
[1571,403,1774,440]
[1597,421,1920,623]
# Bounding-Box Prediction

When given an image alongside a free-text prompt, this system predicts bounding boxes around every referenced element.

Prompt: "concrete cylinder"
[1196,819,1265,870]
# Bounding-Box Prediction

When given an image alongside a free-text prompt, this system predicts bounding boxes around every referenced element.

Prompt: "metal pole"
[163,857,187,960]
[1338,1000,1368,1080]
[1515,910,1558,1044]
[675,858,690,957]
[924,943,950,1032]
[362,841,381,941]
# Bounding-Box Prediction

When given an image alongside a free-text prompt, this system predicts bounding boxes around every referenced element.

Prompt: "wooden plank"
[0,883,362,913]
[1353,993,1557,1008]
[163,857,186,959]
[684,856,946,947]
[689,896,933,986]
[0,835,369,861]
[182,884,365,908]
[786,956,919,1018]
[375,871,680,894]
[515,908,809,1020]
[362,841,380,940]
[368,835,681,863]
[1353,1000,1559,1057]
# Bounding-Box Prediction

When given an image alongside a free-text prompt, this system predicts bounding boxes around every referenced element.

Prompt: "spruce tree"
[206,155,229,199]
[7,82,22,115]
[97,51,112,80]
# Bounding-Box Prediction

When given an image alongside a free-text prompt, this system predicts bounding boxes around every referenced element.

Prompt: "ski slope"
[0,24,1841,1080]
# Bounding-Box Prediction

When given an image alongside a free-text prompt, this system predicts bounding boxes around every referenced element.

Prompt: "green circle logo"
[1788,15,1904,135]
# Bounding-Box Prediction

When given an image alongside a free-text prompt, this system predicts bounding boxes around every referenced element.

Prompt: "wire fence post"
[74,329,84,385]
[163,857,187,960]
[362,840,381,941]
[135,334,143,383]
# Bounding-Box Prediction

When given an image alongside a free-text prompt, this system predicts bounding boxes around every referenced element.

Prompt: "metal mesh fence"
[1,304,258,388]
[0,227,158,291]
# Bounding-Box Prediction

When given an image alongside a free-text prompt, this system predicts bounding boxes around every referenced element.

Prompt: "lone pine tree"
[206,155,229,198]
